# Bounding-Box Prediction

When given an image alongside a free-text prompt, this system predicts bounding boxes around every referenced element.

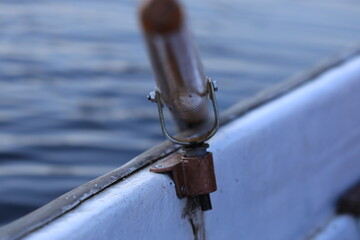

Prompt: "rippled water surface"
[0,0,359,225]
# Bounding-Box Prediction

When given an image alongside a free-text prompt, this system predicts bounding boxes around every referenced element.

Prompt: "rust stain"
[182,197,206,240]
[140,0,183,34]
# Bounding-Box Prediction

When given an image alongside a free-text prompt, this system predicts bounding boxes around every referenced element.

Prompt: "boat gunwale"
[1,45,360,240]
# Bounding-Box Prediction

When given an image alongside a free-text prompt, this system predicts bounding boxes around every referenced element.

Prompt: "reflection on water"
[0,0,359,225]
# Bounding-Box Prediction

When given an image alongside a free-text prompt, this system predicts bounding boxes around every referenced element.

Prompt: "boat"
[1,0,360,239]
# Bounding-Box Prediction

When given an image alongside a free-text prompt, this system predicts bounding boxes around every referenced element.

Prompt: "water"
[0,0,359,226]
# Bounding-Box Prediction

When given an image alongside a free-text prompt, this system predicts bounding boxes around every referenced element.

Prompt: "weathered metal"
[150,152,217,200]
[140,0,211,130]
[141,0,218,212]
[149,78,219,145]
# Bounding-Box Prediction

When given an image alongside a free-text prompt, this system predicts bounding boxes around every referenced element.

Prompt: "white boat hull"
[20,56,360,240]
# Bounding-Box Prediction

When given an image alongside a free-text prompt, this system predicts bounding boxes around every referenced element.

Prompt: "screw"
[147,91,157,102]
[155,164,163,169]
[181,185,186,194]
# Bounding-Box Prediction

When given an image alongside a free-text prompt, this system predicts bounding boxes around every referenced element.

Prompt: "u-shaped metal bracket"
[152,78,219,146]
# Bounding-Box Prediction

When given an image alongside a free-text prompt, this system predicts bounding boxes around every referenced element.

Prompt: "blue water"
[0,0,359,225]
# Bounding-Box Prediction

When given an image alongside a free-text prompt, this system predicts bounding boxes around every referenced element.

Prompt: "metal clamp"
[148,78,219,146]
[150,151,217,198]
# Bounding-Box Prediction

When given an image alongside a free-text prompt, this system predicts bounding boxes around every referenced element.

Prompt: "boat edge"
[1,45,360,239]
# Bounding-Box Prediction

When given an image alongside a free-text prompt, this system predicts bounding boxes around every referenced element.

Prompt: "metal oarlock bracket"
[148,78,219,211]
[150,144,217,211]
[150,148,217,198]
[148,78,219,146]
[142,0,219,212]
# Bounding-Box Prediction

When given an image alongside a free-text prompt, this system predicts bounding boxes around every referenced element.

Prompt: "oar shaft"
[140,0,210,130]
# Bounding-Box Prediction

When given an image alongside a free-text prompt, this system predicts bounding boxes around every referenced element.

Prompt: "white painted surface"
[205,57,360,240]
[312,215,360,240]
[26,57,360,240]
[26,172,194,240]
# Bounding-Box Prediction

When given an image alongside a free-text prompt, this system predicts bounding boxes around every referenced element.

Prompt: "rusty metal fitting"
[180,153,217,197]
[142,0,218,212]
[150,152,217,199]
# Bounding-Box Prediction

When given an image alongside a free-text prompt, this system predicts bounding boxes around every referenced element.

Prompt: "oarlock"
[140,0,219,211]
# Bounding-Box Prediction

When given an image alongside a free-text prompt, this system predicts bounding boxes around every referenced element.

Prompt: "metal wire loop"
[154,78,219,146]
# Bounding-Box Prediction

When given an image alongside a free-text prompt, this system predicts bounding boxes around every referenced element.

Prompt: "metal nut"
[147,91,157,102]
